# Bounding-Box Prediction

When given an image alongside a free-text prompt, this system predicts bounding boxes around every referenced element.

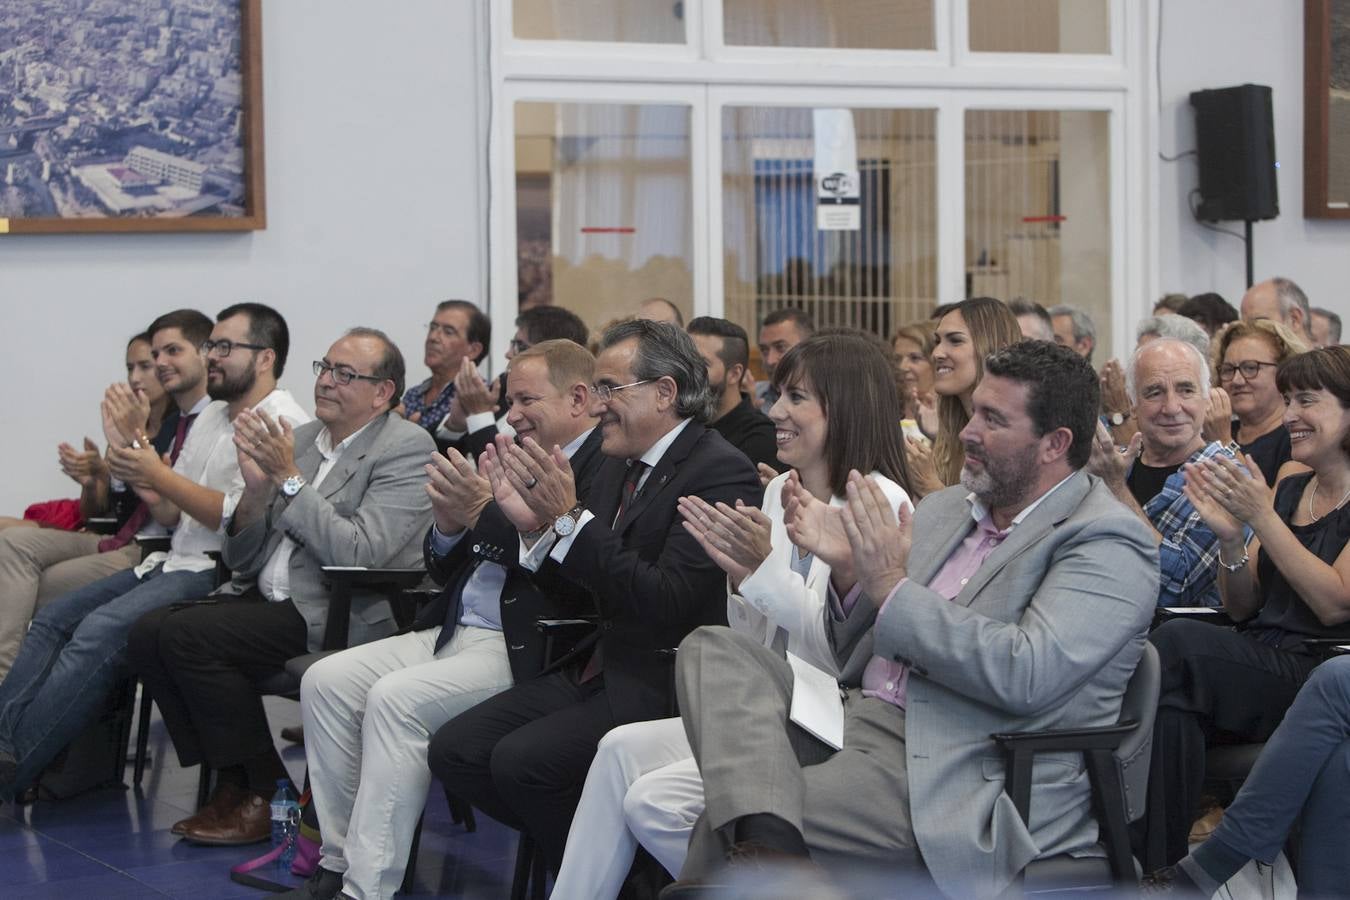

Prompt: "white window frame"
[488,0,1158,365]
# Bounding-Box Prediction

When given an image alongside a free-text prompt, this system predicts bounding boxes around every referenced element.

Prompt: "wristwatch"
[1107,411,1130,427]
[552,504,587,537]
[281,474,307,498]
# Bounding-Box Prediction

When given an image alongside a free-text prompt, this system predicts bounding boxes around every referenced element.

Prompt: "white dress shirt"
[137,389,312,577]
[520,417,692,571]
[258,419,374,601]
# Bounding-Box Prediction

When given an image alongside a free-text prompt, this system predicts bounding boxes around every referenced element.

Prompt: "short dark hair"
[598,319,713,422]
[760,307,816,335]
[687,316,751,371]
[343,327,406,408]
[516,305,589,347]
[436,300,492,364]
[1007,298,1053,331]
[1155,293,1189,314]
[127,331,152,349]
[1277,346,1350,455]
[147,309,213,348]
[983,340,1100,470]
[216,302,290,377]
[1177,292,1238,336]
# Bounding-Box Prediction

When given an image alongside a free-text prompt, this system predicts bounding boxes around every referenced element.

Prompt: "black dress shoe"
[275,866,343,899]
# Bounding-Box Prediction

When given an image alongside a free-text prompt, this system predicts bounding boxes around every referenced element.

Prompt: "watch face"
[553,514,576,537]
[283,476,304,496]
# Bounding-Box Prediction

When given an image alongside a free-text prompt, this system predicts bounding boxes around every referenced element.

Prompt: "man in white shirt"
[0,303,308,797]
[125,327,433,848]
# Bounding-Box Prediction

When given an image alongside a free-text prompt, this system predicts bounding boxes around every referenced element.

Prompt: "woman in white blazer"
[551,330,915,899]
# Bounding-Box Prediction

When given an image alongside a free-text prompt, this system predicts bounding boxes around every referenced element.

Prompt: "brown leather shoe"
[181,791,272,846]
[172,782,247,836]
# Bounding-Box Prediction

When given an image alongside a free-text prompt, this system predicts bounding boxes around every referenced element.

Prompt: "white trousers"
[551,717,707,900]
[300,625,513,900]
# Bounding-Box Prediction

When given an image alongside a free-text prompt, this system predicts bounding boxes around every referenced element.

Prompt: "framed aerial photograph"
[0,0,264,234]
[1305,0,1350,218]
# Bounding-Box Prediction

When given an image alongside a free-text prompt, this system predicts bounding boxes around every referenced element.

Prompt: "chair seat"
[1022,853,1116,895]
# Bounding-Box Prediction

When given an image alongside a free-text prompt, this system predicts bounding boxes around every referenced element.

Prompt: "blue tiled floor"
[1,695,521,898]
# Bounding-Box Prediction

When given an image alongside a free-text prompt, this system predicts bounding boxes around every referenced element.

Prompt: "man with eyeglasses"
[281,339,606,900]
[428,319,762,877]
[441,304,591,460]
[0,303,310,798]
[401,300,490,441]
[125,327,435,847]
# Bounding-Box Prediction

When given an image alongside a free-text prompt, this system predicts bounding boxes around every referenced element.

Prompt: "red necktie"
[98,412,197,553]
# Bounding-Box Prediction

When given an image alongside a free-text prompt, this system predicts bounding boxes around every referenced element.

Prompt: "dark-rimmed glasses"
[1217,360,1278,382]
[201,339,267,358]
[313,360,388,386]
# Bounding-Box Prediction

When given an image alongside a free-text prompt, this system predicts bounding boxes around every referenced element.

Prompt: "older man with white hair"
[1087,338,1250,607]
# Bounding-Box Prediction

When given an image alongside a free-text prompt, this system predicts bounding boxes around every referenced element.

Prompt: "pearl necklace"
[1308,476,1350,523]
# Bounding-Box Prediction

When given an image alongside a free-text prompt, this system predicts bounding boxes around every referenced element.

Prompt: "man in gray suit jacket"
[675,341,1159,898]
[126,327,434,847]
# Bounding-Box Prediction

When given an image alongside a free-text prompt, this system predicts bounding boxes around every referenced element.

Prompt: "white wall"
[1158,0,1350,307]
[0,1,487,514]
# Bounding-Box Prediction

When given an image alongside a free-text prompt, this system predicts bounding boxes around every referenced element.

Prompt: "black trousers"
[126,593,308,772]
[1132,619,1321,870]
[428,669,614,873]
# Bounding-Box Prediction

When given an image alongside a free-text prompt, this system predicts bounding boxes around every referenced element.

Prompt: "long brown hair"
[933,297,1023,485]
[774,329,913,498]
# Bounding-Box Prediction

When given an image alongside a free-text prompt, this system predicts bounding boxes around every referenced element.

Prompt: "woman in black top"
[1135,346,1350,870]
[1207,319,1309,486]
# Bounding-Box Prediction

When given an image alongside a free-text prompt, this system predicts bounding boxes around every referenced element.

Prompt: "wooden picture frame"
[1305,0,1350,218]
[0,0,265,234]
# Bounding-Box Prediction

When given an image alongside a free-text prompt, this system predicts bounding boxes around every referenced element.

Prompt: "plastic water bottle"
[270,780,300,873]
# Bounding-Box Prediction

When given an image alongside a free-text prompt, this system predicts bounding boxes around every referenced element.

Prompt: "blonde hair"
[932,297,1023,485]
[511,339,595,394]
[1212,318,1309,375]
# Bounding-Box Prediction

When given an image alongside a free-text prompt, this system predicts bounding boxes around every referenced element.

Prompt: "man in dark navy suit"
[429,319,763,874]
[282,340,604,900]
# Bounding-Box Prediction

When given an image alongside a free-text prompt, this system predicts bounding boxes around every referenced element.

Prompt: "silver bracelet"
[1217,546,1249,572]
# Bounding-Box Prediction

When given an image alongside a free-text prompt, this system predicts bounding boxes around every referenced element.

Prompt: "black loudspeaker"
[1189,84,1278,222]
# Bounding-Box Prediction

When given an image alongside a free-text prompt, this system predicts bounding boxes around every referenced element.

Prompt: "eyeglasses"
[312,360,388,386]
[201,339,268,358]
[1217,360,1279,382]
[589,379,652,402]
[509,338,531,354]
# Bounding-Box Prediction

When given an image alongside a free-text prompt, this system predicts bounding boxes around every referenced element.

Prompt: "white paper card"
[787,650,845,751]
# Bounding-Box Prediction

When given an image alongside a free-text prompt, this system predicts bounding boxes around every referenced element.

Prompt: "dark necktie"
[99,412,197,553]
[585,460,649,683]
[613,460,648,526]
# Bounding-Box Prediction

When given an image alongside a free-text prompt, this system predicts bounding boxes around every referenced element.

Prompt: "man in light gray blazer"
[675,341,1159,898]
[126,327,435,847]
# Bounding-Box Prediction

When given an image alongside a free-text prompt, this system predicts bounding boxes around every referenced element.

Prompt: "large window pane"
[724,0,935,50]
[722,106,937,344]
[515,102,692,328]
[965,109,1111,352]
[968,0,1110,54]
[514,0,686,43]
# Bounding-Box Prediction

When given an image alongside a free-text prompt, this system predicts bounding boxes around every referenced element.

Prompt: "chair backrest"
[1114,642,1160,823]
